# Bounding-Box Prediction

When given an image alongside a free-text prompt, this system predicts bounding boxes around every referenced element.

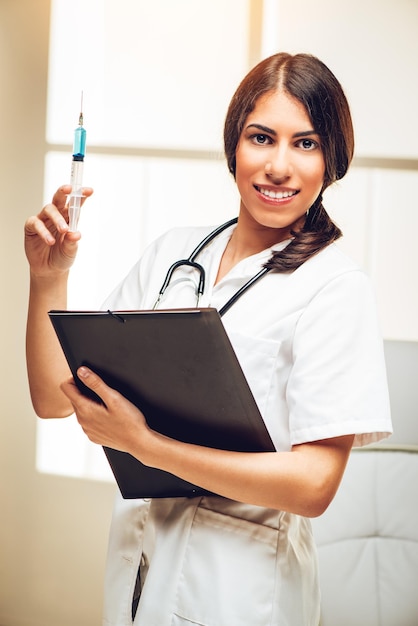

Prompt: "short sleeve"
[287,270,392,447]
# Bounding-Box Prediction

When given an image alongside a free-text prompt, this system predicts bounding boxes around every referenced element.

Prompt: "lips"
[255,185,299,200]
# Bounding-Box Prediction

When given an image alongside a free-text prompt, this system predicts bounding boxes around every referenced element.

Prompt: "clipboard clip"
[107,310,126,323]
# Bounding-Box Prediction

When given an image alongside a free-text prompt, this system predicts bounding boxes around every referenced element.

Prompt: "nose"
[265,146,292,183]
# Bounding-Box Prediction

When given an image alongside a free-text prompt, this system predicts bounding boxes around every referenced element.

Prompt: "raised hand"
[24,184,93,277]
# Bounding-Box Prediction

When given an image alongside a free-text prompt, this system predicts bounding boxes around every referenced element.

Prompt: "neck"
[215,216,290,284]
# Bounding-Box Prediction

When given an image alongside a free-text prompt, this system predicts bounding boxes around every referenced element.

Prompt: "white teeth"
[258,187,297,199]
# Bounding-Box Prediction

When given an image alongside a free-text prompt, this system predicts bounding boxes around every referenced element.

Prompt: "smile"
[255,186,299,200]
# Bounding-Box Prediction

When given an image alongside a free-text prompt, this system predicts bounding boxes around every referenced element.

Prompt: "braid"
[264,198,342,273]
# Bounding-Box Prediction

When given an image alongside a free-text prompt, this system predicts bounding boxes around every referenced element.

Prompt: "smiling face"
[234,89,326,241]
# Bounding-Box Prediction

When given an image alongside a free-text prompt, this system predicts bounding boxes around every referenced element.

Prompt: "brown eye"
[298,138,318,151]
[252,134,271,145]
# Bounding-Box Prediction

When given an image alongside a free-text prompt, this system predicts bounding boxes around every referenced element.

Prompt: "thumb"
[77,366,104,391]
[77,366,116,407]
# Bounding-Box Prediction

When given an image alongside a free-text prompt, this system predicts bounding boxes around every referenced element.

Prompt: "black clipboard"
[49,308,275,498]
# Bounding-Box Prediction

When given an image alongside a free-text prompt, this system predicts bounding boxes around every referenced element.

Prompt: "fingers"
[54,184,94,220]
[26,185,71,243]
[61,367,151,455]
[52,184,72,210]
[53,185,94,209]
[26,204,68,239]
[24,208,74,255]
[24,214,58,246]
[60,374,109,446]
[80,186,94,206]
[26,184,94,245]
[60,368,106,400]
[77,366,109,397]
[60,376,80,403]
[60,369,135,450]
[70,366,118,409]
[25,184,95,276]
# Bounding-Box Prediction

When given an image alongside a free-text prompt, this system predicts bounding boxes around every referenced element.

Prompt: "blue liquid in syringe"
[73,125,86,160]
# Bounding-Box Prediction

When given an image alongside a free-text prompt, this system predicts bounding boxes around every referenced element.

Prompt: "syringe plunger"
[68,159,84,231]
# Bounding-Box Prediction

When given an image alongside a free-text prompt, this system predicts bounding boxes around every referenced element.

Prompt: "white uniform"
[101,223,392,626]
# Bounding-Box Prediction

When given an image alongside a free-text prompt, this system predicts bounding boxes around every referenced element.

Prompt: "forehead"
[246,89,313,130]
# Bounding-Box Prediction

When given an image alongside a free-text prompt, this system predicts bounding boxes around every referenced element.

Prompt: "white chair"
[311,340,418,626]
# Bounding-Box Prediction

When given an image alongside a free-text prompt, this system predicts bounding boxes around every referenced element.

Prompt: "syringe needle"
[79,91,84,126]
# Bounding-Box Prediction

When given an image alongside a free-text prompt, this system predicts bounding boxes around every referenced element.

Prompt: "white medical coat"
[101,223,392,626]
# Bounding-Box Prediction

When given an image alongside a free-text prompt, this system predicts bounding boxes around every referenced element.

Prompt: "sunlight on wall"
[46,0,249,151]
[37,0,249,481]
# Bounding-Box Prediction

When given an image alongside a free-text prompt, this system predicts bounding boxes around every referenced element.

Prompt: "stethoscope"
[153,217,272,317]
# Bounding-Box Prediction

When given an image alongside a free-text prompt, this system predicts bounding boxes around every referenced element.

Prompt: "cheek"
[304,157,326,190]
[234,150,253,189]
[234,144,248,173]
[235,145,265,188]
[234,169,250,203]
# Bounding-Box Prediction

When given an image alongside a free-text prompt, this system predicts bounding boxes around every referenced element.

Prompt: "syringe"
[67,99,86,232]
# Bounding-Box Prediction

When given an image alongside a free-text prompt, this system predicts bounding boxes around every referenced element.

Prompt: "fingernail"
[78,366,90,379]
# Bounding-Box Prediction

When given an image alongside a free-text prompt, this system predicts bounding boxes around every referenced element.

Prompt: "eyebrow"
[245,123,318,138]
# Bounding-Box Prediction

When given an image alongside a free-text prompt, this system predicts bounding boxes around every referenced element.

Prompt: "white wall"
[266,0,418,160]
[0,1,417,625]
[0,3,115,625]
[264,0,418,341]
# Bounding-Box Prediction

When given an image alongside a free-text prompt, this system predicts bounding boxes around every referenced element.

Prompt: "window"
[38,0,253,480]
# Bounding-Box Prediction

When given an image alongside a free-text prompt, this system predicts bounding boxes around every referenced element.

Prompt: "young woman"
[25,53,392,625]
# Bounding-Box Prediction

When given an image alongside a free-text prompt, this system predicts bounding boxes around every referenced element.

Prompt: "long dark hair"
[224,53,354,272]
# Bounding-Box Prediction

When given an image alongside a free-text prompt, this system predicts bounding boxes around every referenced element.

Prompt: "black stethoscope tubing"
[218,265,270,317]
[153,217,272,316]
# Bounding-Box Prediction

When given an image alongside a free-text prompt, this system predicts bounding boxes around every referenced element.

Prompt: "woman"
[25,53,392,625]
